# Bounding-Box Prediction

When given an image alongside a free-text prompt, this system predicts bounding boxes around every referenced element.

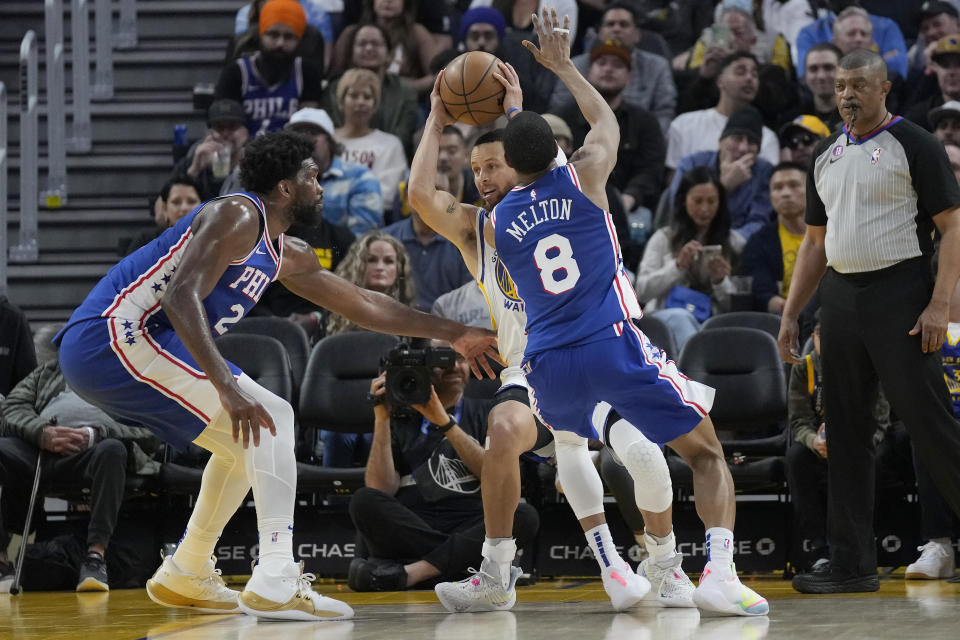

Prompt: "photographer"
[347,340,539,592]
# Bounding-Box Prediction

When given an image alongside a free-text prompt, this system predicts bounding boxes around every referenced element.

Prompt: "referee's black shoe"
[791,563,879,594]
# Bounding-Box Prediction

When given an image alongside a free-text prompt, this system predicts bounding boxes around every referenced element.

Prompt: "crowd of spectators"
[3,0,960,591]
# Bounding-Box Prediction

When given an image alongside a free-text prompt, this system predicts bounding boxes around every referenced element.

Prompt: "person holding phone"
[635,166,744,350]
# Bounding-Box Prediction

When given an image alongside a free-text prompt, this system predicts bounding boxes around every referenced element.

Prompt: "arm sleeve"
[622,109,666,209]
[648,58,677,135]
[346,169,384,235]
[634,229,684,303]
[214,61,243,101]
[875,17,908,79]
[805,150,828,226]
[907,128,960,220]
[739,228,780,311]
[299,58,325,103]
[0,365,48,447]
[787,361,819,451]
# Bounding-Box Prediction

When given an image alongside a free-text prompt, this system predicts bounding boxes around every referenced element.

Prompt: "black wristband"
[429,415,457,433]
[367,392,384,406]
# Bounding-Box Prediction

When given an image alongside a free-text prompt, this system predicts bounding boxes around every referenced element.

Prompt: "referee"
[779,49,960,594]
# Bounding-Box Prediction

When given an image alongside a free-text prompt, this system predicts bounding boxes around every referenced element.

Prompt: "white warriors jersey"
[475,209,528,390]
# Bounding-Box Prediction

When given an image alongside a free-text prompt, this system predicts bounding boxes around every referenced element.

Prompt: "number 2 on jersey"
[534,233,580,295]
[213,304,244,335]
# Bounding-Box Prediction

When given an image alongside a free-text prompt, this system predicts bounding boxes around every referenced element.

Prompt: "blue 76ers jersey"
[942,323,960,417]
[239,53,303,136]
[491,164,641,357]
[62,192,282,340]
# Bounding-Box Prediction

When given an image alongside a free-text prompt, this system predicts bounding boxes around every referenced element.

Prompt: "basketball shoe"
[435,566,523,613]
[600,558,651,610]
[637,554,696,607]
[692,561,769,616]
[905,540,956,580]
[238,561,354,621]
[146,555,240,614]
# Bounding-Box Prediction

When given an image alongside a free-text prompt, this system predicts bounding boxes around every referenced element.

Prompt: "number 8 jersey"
[491,164,640,358]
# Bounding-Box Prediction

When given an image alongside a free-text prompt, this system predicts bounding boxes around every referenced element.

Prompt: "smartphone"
[698,245,723,281]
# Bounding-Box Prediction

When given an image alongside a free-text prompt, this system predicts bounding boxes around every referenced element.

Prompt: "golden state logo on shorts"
[494,252,524,312]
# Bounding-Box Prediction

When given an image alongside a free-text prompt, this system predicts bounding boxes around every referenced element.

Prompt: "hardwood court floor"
[2,576,959,640]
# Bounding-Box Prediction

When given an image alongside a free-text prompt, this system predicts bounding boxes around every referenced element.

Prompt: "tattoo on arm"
[445,197,458,214]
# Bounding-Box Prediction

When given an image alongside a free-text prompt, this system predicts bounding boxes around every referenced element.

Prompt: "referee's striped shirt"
[807,116,960,274]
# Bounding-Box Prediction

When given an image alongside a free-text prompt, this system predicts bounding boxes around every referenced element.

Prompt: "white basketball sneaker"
[905,540,956,580]
[637,554,696,607]
[693,561,769,617]
[238,561,354,621]
[435,566,523,613]
[600,558,651,611]
[146,555,240,614]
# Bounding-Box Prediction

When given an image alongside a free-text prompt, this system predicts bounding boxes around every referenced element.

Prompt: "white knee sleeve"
[553,430,605,520]
[609,420,673,514]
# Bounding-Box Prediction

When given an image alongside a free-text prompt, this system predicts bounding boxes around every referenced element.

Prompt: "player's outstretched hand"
[909,299,948,353]
[429,72,457,128]
[450,326,503,379]
[522,7,572,72]
[493,61,523,116]
[219,383,277,449]
[777,316,803,365]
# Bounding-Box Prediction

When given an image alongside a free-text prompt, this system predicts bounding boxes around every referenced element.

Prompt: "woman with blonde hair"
[326,230,416,335]
[334,68,408,217]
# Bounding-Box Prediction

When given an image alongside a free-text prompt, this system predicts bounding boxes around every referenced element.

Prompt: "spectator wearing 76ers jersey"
[214,0,324,136]
[335,68,408,221]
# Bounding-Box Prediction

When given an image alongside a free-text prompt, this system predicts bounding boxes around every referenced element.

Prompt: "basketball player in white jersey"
[406,68,696,612]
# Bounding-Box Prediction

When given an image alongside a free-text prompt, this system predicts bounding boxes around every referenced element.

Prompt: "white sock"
[481,537,517,589]
[706,527,734,567]
[644,528,677,565]
[586,523,621,572]
[931,537,952,548]
[172,527,220,575]
[258,518,294,573]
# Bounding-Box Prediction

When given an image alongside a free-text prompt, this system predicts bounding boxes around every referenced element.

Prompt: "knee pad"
[621,437,673,513]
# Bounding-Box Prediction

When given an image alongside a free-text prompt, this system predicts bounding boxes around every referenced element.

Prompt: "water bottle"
[172,124,189,164]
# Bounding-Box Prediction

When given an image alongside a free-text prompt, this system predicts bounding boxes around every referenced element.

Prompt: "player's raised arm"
[279,236,501,378]
[407,74,480,257]
[523,8,618,186]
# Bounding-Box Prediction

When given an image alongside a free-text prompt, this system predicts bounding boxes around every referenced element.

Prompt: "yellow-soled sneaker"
[146,555,240,614]
[238,561,354,622]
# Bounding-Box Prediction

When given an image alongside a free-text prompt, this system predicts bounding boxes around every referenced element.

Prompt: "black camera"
[383,343,457,407]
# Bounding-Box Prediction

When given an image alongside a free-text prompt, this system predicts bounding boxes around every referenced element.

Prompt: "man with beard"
[551,39,665,214]
[54,130,499,619]
[214,0,324,136]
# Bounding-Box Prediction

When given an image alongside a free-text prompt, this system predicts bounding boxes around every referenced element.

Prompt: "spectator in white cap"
[285,106,383,234]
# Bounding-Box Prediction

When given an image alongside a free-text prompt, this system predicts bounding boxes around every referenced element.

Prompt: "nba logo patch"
[271,532,279,543]
[871,147,883,165]
[530,188,537,200]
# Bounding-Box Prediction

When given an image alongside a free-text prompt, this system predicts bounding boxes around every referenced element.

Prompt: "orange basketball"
[439,51,506,126]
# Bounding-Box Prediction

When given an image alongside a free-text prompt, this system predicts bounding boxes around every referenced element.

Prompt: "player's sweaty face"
[471,142,517,210]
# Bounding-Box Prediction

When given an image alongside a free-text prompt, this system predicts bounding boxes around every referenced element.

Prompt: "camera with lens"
[383,343,457,408]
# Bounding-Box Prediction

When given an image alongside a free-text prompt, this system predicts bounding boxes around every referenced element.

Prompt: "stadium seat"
[296,331,399,494]
[700,311,781,341]
[671,327,788,493]
[230,316,310,401]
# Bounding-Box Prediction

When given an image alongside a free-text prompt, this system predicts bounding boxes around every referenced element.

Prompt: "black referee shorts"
[493,385,555,458]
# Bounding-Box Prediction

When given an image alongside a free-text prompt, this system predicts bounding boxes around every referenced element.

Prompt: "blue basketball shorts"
[522,322,714,445]
[58,317,241,449]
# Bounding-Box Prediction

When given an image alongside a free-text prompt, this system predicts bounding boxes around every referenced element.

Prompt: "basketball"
[439,51,506,126]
